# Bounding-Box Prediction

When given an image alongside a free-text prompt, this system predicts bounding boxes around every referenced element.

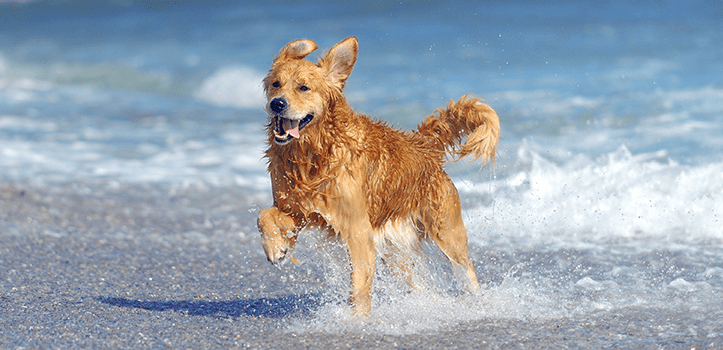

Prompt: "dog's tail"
[417,94,500,165]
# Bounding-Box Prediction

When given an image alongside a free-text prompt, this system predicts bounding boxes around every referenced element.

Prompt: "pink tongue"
[288,126,300,138]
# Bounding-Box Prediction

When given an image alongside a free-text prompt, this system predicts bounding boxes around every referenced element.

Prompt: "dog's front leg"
[346,231,376,315]
[257,207,299,264]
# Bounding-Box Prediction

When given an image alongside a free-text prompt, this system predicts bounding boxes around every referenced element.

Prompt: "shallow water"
[1,0,722,348]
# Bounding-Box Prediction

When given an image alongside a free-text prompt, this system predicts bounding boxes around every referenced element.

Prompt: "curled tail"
[417,94,500,165]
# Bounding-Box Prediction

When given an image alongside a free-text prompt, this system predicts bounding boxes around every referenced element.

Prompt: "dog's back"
[350,96,500,232]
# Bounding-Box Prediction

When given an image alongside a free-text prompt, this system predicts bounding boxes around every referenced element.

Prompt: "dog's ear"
[275,39,318,63]
[321,37,358,90]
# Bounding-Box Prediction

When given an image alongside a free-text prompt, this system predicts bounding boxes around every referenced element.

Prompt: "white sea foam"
[285,234,573,335]
[194,66,266,109]
[290,280,568,335]
[0,74,54,103]
[462,144,723,251]
[282,222,722,335]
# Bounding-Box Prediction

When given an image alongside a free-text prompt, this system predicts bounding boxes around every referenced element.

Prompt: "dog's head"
[263,37,358,145]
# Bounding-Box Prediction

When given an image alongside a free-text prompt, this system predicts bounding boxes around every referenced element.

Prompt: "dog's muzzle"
[269,97,314,145]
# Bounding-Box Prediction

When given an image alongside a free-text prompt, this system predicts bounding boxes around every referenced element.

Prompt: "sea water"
[1,0,722,341]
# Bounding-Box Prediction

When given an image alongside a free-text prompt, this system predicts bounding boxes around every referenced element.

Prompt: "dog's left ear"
[275,39,318,64]
[321,37,358,90]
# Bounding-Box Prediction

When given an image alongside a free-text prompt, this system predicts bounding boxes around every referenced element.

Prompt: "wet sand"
[0,181,716,349]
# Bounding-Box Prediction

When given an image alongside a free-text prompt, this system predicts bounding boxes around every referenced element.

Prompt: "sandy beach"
[1,181,717,349]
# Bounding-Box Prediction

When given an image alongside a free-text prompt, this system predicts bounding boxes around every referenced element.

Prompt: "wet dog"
[257,37,500,314]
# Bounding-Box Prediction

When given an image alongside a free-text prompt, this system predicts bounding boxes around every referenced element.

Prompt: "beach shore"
[1,181,717,349]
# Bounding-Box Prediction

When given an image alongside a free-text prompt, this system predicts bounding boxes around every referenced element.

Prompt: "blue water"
[1,0,722,344]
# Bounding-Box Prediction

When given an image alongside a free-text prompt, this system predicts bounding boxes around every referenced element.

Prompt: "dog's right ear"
[274,39,318,64]
[320,37,358,90]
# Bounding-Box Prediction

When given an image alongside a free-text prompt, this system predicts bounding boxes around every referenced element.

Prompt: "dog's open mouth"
[273,114,314,144]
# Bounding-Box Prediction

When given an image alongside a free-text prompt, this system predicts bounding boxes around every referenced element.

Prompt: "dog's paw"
[261,234,289,265]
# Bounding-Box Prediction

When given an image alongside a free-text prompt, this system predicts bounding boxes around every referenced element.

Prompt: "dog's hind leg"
[426,184,480,291]
[431,219,479,291]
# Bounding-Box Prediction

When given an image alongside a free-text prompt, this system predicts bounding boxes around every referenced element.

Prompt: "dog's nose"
[270,98,287,114]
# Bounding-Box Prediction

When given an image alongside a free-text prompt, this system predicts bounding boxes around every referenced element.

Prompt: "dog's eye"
[272,81,280,88]
[299,85,309,91]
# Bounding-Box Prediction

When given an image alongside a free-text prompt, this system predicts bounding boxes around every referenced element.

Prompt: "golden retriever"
[257,37,500,315]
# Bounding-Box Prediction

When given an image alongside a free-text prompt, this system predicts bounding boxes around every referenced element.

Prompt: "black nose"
[269,97,287,113]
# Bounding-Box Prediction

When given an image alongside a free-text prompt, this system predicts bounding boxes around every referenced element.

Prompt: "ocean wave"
[0,56,196,98]
[465,144,723,249]
[194,66,266,109]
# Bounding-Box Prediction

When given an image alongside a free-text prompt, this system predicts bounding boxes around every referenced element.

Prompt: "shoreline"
[1,180,720,348]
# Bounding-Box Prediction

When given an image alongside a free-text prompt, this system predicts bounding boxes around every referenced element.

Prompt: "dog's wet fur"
[257,37,500,315]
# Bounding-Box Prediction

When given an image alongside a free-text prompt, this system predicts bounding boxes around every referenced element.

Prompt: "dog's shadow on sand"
[98,293,325,319]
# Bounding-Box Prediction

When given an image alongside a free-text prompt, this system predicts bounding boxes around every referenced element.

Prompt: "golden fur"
[257,37,500,314]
